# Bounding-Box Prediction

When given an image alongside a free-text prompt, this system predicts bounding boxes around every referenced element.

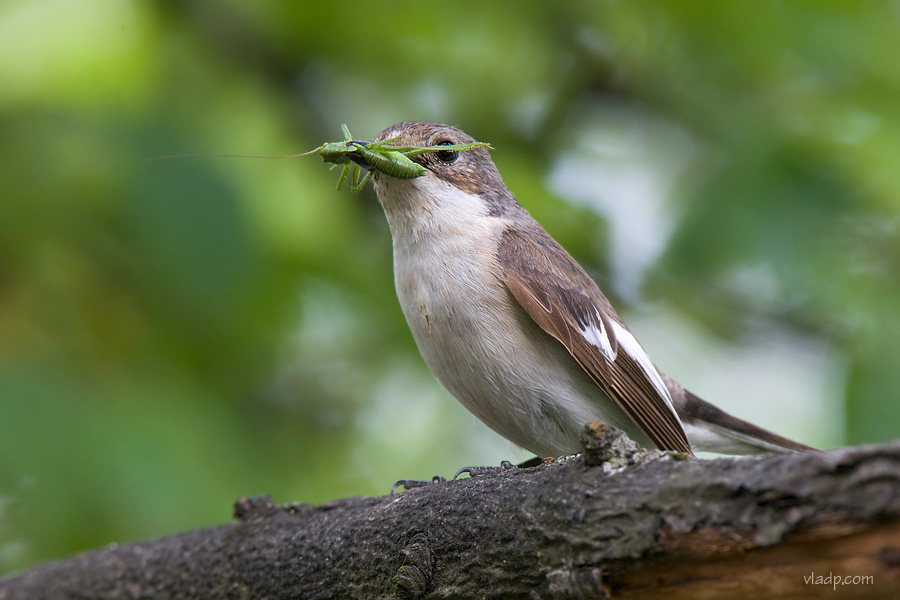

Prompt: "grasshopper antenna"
[145,150,318,162]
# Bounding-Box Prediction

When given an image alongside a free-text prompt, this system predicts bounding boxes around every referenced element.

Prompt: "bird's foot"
[453,459,517,480]
[391,457,550,495]
[391,475,448,495]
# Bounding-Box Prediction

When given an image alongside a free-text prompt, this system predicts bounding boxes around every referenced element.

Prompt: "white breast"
[374,174,652,456]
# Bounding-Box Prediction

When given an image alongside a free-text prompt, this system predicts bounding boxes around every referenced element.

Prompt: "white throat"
[374,173,496,245]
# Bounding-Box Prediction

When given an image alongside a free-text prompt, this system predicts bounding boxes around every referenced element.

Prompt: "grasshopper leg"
[353,169,372,193]
[335,162,351,191]
[348,162,362,193]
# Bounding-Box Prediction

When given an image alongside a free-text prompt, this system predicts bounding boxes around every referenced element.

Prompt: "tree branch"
[3,424,900,599]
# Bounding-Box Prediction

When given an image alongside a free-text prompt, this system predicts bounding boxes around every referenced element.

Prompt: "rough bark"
[2,424,900,599]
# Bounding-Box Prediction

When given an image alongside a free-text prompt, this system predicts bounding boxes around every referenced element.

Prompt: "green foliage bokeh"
[1,0,899,575]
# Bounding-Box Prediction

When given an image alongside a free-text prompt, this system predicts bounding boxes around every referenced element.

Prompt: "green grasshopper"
[302,124,491,193]
[150,124,490,194]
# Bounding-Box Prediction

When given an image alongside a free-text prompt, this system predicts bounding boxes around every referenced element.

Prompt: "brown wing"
[498,226,692,454]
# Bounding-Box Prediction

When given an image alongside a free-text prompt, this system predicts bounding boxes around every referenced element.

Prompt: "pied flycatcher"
[363,121,814,457]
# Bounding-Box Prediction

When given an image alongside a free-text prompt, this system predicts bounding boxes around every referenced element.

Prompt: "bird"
[361,120,815,458]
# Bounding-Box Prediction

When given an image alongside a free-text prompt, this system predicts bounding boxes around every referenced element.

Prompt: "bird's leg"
[516,456,544,468]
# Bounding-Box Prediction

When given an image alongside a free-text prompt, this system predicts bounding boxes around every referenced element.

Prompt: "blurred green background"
[2,0,899,575]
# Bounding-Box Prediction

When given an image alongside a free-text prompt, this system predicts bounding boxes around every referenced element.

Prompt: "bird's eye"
[435,141,459,163]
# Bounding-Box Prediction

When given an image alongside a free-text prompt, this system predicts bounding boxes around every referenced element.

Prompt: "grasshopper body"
[151,124,490,194]
[353,147,426,179]
[304,124,490,193]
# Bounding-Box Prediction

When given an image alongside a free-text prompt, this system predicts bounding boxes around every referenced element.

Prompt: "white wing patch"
[609,321,680,418]
[579,308,617,362]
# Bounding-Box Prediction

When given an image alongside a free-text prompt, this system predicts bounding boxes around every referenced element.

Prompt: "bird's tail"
[677,388,818,454]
